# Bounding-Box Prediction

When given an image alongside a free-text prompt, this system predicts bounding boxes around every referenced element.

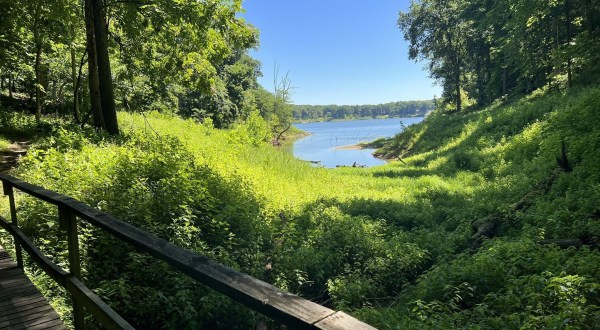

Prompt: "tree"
[399,0,470,112]
[83,0,104,128]
[91,0,118,134]
[271,64,294,145]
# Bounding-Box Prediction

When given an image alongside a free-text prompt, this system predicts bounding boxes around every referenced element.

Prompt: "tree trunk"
[34,2,43,122]
[9,74,14,98]
[585,0,596,37]
[566,0,572,88]
[92,0,118,135]
[503,67,507,96]
[8,74,13,98]
[58,81,66,104]
[84,0,104,128]
[455,71,461,112]
[486,46,492,103]
[71,46,80,122]
[50,80,57,102]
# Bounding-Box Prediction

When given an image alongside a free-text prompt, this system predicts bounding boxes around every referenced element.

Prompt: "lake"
[293,117,424,168]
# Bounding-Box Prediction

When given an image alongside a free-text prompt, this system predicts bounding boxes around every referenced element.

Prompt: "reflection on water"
[293,117,424,168]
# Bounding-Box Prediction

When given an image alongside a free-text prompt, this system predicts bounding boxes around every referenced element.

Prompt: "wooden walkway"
[0,246,66,330]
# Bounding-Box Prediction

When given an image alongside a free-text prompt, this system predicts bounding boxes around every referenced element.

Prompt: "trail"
[0,140,30,173]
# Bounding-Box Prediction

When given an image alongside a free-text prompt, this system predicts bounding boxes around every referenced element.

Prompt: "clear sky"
[241,0,441,105]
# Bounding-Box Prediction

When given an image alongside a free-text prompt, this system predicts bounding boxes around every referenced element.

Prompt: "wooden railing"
[0,174,376,330]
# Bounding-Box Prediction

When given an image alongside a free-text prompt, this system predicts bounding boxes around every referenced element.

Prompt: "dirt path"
[0,141,30,173]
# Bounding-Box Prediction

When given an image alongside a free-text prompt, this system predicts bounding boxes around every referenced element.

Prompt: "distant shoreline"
[335,144,367,150]
[293,115,425,124]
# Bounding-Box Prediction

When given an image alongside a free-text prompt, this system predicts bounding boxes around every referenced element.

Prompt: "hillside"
[1,84,599,328]
[358,84,600,328]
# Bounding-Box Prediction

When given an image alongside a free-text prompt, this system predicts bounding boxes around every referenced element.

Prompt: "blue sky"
[241,0,441,105]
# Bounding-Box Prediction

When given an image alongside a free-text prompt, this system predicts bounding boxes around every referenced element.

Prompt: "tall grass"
[0,84,599,328]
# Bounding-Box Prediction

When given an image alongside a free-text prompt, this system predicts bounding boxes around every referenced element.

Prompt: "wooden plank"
[0,312,61,329]
[314,312,378,330]
[0,276,31,289]
[0,216,69,287]
[0,245,66,330]
[0,174,377,329]
[29,321,67,330]
[0,295,45,310]
[0,268,27,279]
[0,286,39,300]
[0,274,30,284]
[4,184,23,268]
[0,220,132,329]
[0,303,54,323]
[0,299,48,315]
[59,206,85,329]
[0,281,34,293]
[8,317,65,330]
[65,276,133,330]
[77,206,336,328]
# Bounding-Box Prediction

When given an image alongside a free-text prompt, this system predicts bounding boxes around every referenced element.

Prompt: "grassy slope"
[1,85,599,328]
[358,85,600,328]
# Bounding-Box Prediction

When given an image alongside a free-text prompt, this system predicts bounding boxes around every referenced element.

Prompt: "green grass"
[0,137,9,150]
[1,84,599,328]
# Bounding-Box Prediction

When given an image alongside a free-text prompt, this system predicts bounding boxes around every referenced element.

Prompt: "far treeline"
[292,99,434,121]
[400,0,600,112]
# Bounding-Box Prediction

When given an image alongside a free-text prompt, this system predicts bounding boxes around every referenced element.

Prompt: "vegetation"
[292,99,434,121]
[2,82,599,328]
[399,0,600,112]
[0,0,292,132]
[0,0,599,329]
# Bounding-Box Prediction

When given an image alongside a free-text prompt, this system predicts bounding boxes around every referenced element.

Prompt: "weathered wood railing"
[0,174,376,330]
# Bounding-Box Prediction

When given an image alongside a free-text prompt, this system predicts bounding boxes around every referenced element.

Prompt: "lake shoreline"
[292,117,423,167]
[335,140,396,161]
[293,114,424,124]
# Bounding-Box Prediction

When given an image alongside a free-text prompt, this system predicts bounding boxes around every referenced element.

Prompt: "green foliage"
[0,0,260,128]
[228,111,272,146]
[399,0,600,110]
[2,85,600,328]
[293,100,434,121]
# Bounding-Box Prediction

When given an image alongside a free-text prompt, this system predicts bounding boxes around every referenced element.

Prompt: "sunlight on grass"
[0,137,10,150]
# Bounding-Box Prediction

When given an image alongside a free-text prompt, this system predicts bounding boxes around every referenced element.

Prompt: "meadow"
[1,84,599,328]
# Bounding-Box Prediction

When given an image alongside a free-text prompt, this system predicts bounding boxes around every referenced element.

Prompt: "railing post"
[59,205,85,329]
[3,183,23,268]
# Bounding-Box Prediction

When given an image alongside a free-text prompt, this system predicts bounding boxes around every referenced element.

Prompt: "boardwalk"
[0,246,66,330]
[0,141,29,173]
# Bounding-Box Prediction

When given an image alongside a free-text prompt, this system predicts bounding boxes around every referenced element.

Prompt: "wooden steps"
[0,246,66,330]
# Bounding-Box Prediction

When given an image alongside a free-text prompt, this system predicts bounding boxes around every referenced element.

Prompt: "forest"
[292,100,434,121]
[1,0,600,329]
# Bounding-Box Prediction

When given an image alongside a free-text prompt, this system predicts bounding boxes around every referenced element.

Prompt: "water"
[293,117,424,168]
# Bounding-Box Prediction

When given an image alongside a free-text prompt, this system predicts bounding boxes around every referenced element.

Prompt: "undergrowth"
[0,85,599,328]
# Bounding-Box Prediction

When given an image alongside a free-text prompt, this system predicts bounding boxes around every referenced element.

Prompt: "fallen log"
[470,168,562,249]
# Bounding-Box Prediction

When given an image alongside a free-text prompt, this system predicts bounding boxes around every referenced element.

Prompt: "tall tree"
[83,0,104,128]
[399,0,469,112]
[91,0,118,134]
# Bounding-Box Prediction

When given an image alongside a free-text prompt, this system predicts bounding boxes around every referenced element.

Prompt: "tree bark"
[566,0,572,88]
[503,67,507,96]
[486,46,492,103]
[92,0,118,135]
[585,0,596,37]
[71,45,80,122]
[84,0,105,128]
[33,2,43,122]
[455,71,461,112]
[8,74,13,98]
